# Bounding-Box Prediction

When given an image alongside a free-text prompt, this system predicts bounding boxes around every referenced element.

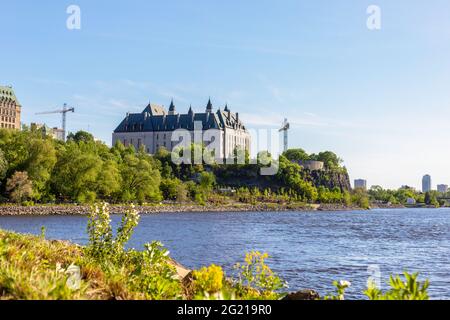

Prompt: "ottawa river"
[1,208,449,299]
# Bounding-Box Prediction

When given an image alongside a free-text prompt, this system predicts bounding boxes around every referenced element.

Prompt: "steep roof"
[114,102,247,133]
[0,86,20,105]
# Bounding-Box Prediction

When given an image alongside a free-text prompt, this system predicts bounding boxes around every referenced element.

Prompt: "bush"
[193,264,225,298]
[233,251,287,300]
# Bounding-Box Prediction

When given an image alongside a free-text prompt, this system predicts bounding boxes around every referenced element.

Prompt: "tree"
[52,142,102,202]
[67,131,95,143]
[119,152,162,203]
[199,171,216,191]
[283,149,309,162]
[311,151,342,169]
[96,160,121,199]
[24,138,57,200]
[276,156,318,202]
[6,171,33,203]
[0,149,7,181]
[160,178,182,201]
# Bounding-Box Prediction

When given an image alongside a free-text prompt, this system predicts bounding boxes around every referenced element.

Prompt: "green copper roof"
[0,86,20,105]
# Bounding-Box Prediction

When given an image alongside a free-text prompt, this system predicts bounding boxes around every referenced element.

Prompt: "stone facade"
[112,100,251,159]
[0,86,21,130]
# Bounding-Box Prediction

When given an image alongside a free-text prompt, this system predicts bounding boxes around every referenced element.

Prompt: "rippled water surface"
[1,208,449,299]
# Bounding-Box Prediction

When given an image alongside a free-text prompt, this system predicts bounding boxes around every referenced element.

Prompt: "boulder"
[282,289,320,300]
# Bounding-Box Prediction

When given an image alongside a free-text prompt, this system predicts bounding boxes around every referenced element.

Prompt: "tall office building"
[422,175,432,193]
[437,184,448,193]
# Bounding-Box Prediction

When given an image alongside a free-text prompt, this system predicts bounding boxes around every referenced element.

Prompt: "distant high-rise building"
[354,179,367,190]
[422,175,432,193]
[437,184,448,194]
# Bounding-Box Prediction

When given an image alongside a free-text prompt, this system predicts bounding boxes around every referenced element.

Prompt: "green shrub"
[233,251,287,300]
[365,272,429,300]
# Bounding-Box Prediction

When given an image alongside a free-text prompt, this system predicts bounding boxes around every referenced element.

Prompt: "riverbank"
[0,228,302,300]
[0,202,371,216]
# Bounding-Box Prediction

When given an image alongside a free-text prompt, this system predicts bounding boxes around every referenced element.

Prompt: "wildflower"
[340,280,351,288]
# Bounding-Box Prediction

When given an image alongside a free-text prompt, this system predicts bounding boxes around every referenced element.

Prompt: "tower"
[422,175,432,193]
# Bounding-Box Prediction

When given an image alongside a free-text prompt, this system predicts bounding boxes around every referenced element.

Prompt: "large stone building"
[113,99,251,159]
[0,86,21,129]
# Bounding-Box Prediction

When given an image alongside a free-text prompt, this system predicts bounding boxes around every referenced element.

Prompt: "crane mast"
[35,103,75,142]
[279,118,290,153]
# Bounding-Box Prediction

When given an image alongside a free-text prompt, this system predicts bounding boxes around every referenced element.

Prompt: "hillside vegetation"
[0,128,362,207]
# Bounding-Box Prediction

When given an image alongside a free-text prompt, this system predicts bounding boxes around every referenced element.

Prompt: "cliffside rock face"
[214,165,352,192]
[308,169,352,192]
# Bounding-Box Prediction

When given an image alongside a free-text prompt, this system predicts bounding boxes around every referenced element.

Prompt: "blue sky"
[1,0,450,189]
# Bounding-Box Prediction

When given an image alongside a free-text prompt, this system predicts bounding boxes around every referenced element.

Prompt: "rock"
[282,289,320,300]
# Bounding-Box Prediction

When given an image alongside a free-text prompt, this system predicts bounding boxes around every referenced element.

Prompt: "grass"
[0,229,285,300]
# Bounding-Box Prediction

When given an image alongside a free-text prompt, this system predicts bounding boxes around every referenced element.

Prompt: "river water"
[0,208,449,299]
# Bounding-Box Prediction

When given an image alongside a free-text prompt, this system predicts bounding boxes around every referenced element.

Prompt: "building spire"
[224,104,229,112]
[206,98,213,112]
[168,99,176,115]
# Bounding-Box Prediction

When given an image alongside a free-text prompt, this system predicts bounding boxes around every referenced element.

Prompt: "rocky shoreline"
[0,203,371,216]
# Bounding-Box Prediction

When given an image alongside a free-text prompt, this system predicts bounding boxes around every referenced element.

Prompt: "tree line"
[0,127,362,206]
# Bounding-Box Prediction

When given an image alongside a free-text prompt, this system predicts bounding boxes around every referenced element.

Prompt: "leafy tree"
[276,156,318,202]
[0,149,7,182]
[160,178,182,201]
[119,152,162,203]
[6,171,33,203]
[52,142,102,202]
[283,148,309,162]
[311,151,341,169]
[24,138,57,200]
[67,131,95,143]
[96,160,122,199]
[199,171,216,191]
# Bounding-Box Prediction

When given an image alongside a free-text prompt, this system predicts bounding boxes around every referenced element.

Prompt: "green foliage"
[325,272,430,301]
[352,189,370,209]
[277,156,318,203]
[0,149,8,182]
[6,171,33,203]
[66,131,94,143]
[234,251,287,300]
[192,264,225,298]
[324,280,352,300]
[283,148,309,162]
[365,272,430,300]
[119,152,162,204]
[160,178,182,201]
[86,203,140,260]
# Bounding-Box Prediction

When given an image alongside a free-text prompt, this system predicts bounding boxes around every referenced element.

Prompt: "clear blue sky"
[1,0,450,190]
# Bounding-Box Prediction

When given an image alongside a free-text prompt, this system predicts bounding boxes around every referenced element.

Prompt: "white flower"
[340,280,351,287]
